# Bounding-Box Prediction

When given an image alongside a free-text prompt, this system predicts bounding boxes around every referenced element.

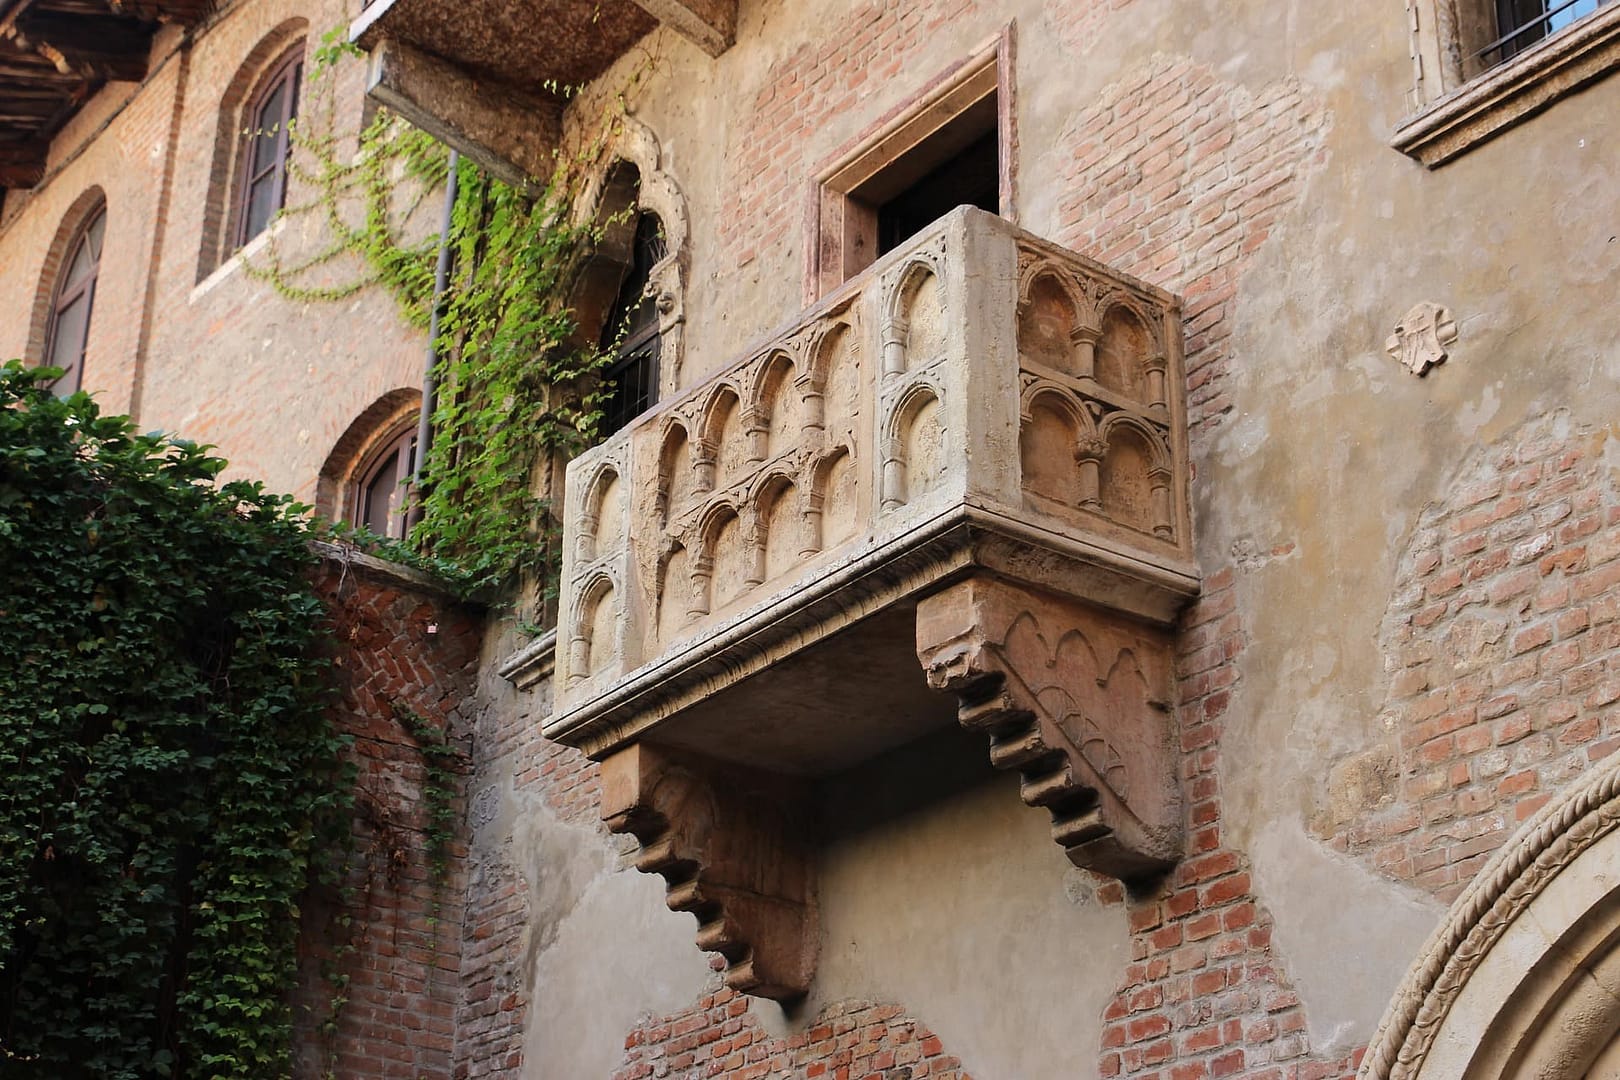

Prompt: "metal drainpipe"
[413,149,460,489]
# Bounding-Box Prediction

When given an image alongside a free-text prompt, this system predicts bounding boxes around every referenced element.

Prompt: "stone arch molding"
[573,114,690,398]
[1362,749,1620,1080]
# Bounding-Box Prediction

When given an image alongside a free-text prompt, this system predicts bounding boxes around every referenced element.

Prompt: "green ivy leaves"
[0,362,347,1078]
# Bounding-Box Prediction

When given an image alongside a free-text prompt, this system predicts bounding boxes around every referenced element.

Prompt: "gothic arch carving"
[881,380,947,511]
[1362,749,1620,1080]
[569,571,620,683]
[577,463,624,564]
[571,116,690,397]
[880,255,947,375]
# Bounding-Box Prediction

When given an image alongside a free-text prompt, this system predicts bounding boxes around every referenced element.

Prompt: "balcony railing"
[552,207,1195,753]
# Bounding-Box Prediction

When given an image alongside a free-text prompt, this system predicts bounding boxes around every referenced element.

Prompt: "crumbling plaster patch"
[518,795,713,1079]
[1250,820,1439,1056]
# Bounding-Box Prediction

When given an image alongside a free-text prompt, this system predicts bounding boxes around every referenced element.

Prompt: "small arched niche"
[758,476,801,582]
[583,466,625,562]
[702,386,747,489]
[814,447,859,549]
[1096,302,1153,402]
[896,264,947,369]
[1099,422,1157,534]
[816,323,859,428]
[756,352,799,460]
[1020,391,1084,509]
[895,387,948,506]
[1019,272,1085,377]
[577,576,618,678]
[658,420,694,520]
[701,505,748,611]
[656,544,691,642]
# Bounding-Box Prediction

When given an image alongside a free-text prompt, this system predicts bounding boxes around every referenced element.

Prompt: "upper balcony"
[350,0,736,183]
[545,208,1199,999]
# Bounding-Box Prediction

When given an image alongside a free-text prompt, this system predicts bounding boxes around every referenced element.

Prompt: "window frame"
[233,43,303,250]
[597,210,666,436]
[352,420,418,540]
[1395,0,1620,166]
[806,26,1016,302]
[42,202,106,396]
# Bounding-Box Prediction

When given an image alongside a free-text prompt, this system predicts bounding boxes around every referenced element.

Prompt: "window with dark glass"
[1486,0,1611,64]
[597,212,665,435]
[44,204,105,396]
[354,425,417,539]
[236,45,302,248]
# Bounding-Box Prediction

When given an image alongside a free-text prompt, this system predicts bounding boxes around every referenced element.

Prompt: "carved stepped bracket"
[600,743,817,1000]
[916,575,1183,881]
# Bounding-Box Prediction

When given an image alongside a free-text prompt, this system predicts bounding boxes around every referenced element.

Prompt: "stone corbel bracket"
[916,574,1183,881]
[600,743,818,1000]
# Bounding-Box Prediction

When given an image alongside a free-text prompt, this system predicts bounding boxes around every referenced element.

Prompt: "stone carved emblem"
[1386,302,1458,376]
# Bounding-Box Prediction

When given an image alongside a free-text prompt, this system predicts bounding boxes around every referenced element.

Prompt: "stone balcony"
[350,0,735,183]
[547,208,1199,999]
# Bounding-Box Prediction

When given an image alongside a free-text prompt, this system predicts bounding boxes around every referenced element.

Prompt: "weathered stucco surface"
[803,730,1130,1079]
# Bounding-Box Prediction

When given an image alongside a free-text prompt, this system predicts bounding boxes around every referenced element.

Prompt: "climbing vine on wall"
[251,30,644,604]
[0,362,349,1078]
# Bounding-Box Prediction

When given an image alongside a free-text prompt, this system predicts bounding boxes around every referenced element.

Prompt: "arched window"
[598,211,665,435]
[43,203,105,395]
[353,422,418,539]
[235,42,302,248]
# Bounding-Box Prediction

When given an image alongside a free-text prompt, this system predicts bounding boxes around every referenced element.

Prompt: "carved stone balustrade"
[548,207,1199,999]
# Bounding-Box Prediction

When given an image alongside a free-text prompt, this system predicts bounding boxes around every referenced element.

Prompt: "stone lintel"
[627,0,736,56]
[601,742,817,1000]
[915,573,1184,882]
[364,37,561,187]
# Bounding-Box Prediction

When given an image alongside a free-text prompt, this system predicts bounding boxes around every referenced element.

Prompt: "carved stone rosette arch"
[571,116,690,398]
[1362,749,1620,1080]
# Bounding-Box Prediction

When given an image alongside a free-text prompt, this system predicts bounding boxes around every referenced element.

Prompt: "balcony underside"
[351,0,735,180]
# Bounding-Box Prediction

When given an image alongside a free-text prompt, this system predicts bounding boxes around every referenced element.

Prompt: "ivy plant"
[249,29,631,606]
[0,362,349,1078]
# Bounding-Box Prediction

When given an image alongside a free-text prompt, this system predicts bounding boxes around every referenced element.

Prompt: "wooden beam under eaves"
[0,138,47,186]
[3,12,151,82]
[627,0,735,57]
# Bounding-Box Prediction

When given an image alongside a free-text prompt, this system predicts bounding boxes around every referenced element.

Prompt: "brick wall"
[614,994,966,1080]
[1320,412,1620,902]
[292,550,482,1080]
[1093,568,1363,1080]
[0,0,428,504]
[1051,54,1330,438]
[720,0,981,273]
